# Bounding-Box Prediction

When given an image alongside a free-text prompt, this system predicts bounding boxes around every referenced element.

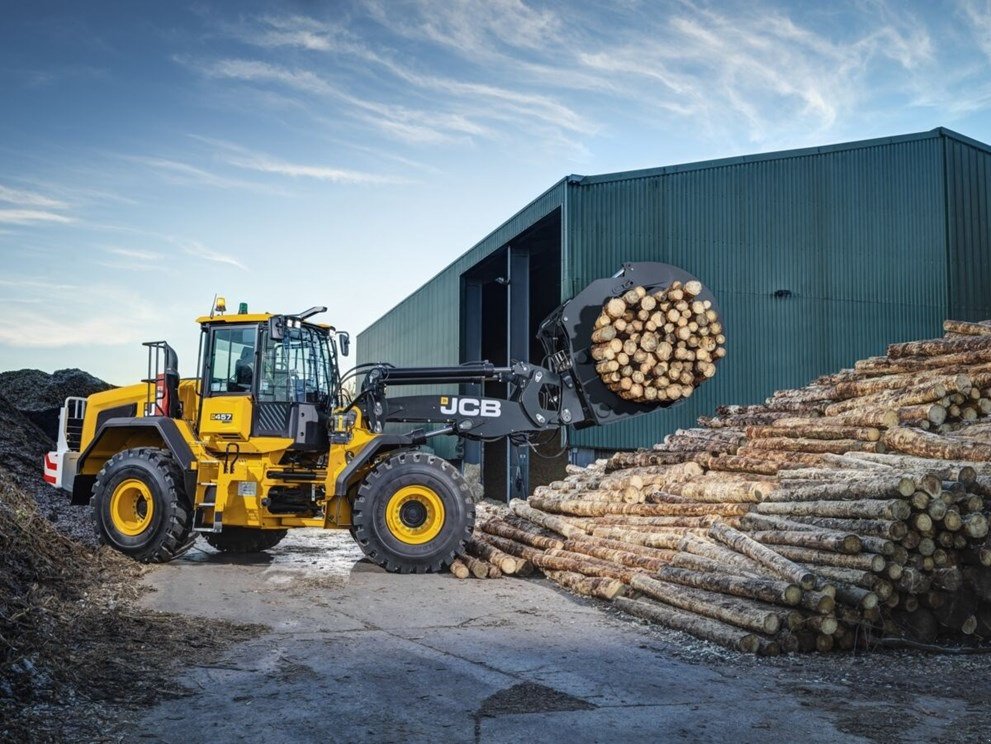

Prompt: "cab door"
[198,324,258,440]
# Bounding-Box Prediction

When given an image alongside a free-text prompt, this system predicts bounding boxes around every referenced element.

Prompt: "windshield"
[257,324,334,406]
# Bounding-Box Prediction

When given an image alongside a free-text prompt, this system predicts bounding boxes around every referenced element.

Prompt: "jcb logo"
[439,396,502,417]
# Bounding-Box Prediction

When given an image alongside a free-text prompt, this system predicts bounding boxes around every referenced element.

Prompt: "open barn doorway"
[460,209,566,502]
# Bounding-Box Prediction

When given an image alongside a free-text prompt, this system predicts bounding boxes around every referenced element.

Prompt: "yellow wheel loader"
[43,263,719,572]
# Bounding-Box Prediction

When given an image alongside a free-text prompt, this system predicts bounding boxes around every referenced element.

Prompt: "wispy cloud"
[181,240,247,271]
[0,184,67,209]
[191,135,408,184]
[0,209,73,225]
[181,56,334,96]
[226,151,406,183]
[105,246,163,261]
[122,154,286,194]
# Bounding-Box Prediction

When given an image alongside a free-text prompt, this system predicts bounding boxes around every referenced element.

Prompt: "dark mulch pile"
[0,368,111,440]
[0,368,112,546]
[0,368,265,742]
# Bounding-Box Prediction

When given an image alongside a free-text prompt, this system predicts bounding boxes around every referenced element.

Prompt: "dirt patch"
[0,474,266,742]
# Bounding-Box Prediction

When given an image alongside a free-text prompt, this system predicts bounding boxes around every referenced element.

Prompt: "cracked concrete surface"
[130,530,984,743]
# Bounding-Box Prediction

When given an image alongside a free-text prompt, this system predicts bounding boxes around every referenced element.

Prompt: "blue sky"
[1,0,990,384]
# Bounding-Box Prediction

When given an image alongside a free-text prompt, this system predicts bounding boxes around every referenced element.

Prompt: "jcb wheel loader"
[43,263,717,573]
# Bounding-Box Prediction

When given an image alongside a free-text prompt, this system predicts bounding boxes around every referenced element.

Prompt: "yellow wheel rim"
[109,478,155,536]
[385,485,445,545]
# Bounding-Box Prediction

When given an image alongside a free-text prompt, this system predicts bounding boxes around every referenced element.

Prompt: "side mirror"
[268,316,286,341]
[338,332,350,357]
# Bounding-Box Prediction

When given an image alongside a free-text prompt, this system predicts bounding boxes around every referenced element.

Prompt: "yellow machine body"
[67,309,371,534]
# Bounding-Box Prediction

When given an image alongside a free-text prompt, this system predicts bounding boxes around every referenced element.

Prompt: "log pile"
[454,319,991,655]
[591,280,725,403]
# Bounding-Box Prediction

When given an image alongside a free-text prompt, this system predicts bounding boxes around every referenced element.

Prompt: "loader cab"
[196,309,342,451]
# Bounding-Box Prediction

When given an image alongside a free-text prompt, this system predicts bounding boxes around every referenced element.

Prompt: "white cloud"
[0,184,67,209]
[225,151,406,183]
[0,209,73,225]
[105,246,163,261]
[184,56,335,96]
[181,240,247,271]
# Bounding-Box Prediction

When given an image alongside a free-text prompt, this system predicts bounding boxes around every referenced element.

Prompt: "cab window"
[258,325,331,404]
[208,327,256,394]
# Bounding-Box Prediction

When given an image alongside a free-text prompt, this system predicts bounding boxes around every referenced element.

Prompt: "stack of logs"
[591,280,725,403]
[453,319,991,654]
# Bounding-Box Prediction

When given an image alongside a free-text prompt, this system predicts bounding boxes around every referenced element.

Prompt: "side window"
[208,327,256,394]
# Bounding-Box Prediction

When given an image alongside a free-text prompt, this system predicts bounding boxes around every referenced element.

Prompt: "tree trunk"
[883,427,991,461]
[480,518,565,551]
[466,537,521,574]
[708,522,817,589]
[545,570,625,600]
[744,530,863,555]
[612,597,761,654]
[768,545,884,571]
[654,565,802,606]
[754,499,911,521]
[628,574,782,634]
[449,558,470,579]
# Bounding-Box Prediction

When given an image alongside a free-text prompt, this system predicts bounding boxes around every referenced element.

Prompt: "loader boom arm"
[358,359,587,443]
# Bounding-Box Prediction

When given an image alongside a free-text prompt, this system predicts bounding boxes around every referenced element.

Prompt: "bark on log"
[745,530,863,554]
[561,538,669,572]
[466,537,520,574]
[768,545,884,572]
[545,570,625,600]
[888,335,991,359]
[709,522,817,589]
[784,515,907,540]
[743,437,883,455]
[612,597,761,654]
[677,534,768,577]
[480,518,565,551]
[944,319,991,336]
[628,574,782,634]
[459,553,492,579]
[882,427,991,461]
[654,565,803,606]
[478,533,544,562]
[746,424,881,441]
[509,499,587,537]
[449,558,470,579]
[754,499,911,521]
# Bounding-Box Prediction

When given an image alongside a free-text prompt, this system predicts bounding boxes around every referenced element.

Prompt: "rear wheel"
[203,527,288,553]
[91,447,194,563]
[351,451,474,573]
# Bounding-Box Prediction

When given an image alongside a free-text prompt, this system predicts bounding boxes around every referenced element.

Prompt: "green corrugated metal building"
[358,127,991,500]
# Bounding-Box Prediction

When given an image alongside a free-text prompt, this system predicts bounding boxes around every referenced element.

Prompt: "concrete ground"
[132,530,989,744]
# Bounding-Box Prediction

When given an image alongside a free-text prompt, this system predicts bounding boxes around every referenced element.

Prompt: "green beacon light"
[238,302,248,314]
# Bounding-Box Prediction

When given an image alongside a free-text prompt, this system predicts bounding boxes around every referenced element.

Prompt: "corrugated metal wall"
[945,135,991,320]
[358,128,991,457]
[567,134,950,450]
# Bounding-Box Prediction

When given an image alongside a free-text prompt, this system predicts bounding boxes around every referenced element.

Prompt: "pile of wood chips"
[453,319,991,655]
[590,280,724,403]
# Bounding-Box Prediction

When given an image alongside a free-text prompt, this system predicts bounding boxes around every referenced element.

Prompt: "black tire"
[90,447,194,563]
[203,527,288,553]
[352,451,474,573]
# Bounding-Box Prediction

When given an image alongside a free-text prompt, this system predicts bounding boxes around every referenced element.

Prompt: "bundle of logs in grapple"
[452,319,991,655]
[590,280,725,403]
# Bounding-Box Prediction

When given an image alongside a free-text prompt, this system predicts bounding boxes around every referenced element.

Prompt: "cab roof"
[195,312,334,330]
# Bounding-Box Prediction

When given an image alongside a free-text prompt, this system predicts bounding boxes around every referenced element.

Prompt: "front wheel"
[351,451,474,573]
[90,447,194,563]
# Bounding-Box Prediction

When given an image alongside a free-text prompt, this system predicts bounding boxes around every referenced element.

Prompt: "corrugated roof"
[567,127,991,186]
